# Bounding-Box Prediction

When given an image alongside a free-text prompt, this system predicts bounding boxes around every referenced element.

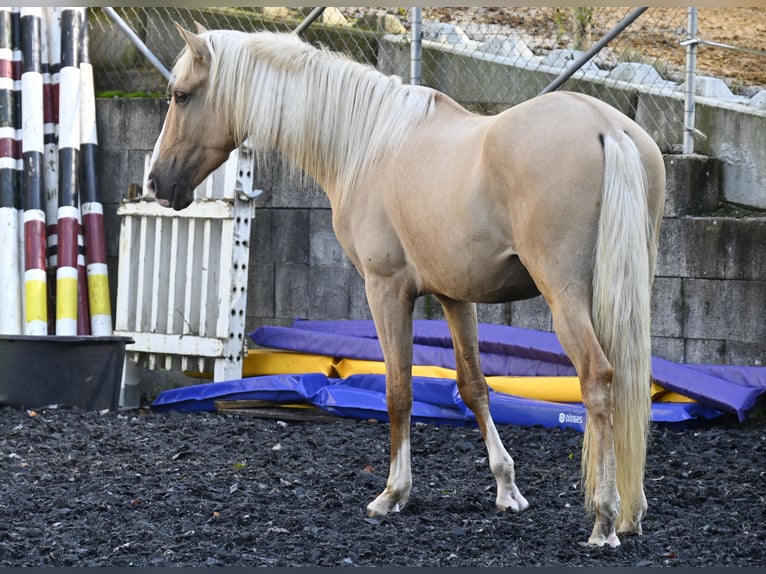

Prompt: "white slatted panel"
[115,144,257,383]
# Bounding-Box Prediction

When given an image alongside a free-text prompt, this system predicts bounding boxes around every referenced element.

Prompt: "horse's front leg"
[436,296,529,513]
[364,276,416,517]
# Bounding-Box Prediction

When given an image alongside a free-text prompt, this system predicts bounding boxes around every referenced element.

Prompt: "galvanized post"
[410,7,422,85]
[683,7,698,155]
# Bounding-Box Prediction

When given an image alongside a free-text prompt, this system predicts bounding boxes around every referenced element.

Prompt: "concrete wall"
[96,95,765,369]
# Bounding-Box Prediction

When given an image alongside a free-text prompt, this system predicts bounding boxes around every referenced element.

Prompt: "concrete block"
[475,303,510,326]
[310,210,348,266]
[657,217,726,279]
[635,91,684,153]
[684,338,727,364]
[683,278,766,343]
[689,76,733,99]
[696,103,766,210]
[271,172,329,209]
[270,209,309,264]
[251,208,273,258]
[663,154,721,216]
[651,336,685,363]
[356,12,406,34]
[274,263,310,320]
[749,90,766,109]
[102,204,122,258]
[651,277,683,338]
[479,37,535,63]
[309,265,351,319]
[542,49,599,72]
[423,22,472,47]
[510,297,552,332]
[248,262,274,318]
[123,98,165,150]
[608,62,663,85]
[97,149,128,205]
[95,97,125,151]
[722,218,766,281]
[126,149,150,193]
[723,340,765,367]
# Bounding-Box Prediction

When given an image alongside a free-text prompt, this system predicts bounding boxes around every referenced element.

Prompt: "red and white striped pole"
[55,7,82,336]
[0,7,21,335]
[43,8,61,334]
[79,10,111,335]
[11,8,24,325]
[20,7,48,336]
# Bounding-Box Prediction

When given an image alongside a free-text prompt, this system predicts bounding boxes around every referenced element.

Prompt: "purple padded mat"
[248,319,766,420]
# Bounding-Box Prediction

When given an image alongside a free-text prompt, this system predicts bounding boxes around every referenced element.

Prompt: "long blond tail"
[588,130,655,529]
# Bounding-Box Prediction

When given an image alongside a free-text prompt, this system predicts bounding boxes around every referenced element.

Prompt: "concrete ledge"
[663,154,721,216]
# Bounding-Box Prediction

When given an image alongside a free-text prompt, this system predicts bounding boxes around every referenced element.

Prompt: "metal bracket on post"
[232,143,263,201]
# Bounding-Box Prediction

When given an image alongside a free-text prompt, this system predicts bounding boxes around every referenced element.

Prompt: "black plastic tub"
[0,335,134,411]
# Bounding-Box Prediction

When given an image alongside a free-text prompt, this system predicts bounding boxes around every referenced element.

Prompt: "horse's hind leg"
[437,296,529,513]
[548,294,622,547]
[364,276,416,517]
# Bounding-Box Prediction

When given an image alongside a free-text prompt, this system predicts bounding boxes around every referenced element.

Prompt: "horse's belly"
[424,252,540,304]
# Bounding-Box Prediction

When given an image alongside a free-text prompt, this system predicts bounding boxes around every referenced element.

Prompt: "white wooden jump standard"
[115,143,257,395]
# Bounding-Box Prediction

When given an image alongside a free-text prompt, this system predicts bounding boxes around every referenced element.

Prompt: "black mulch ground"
[1,405,764,567]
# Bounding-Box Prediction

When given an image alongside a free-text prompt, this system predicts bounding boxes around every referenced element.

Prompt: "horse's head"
[145,23,237,210]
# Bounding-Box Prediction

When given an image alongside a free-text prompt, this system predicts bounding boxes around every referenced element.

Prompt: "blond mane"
[172,30,436,206]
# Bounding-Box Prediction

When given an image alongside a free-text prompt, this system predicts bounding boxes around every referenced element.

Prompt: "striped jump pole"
[43,8,61,334]
[55,7,82,336]
[79,10,111,335]
[42,9,57,263]
[0,7,21,335]
[20,7,47,336]
[11,8,23,320]
[74,12,90,335]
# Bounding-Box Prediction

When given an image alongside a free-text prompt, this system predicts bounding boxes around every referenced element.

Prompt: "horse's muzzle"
[145,173,192,211]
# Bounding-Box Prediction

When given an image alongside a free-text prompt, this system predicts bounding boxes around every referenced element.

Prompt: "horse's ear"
[194,21,208,34]
[174,22,209,63]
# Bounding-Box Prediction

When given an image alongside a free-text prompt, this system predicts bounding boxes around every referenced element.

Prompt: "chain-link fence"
[89,6,765,154]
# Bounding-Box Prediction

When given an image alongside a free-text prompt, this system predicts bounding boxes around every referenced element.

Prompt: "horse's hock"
[100,91,765,370]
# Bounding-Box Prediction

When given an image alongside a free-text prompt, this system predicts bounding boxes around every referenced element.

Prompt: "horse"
[145,24,666,548]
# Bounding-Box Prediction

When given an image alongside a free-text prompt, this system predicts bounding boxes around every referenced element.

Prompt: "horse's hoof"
[618,519,643,536]
[366,496,403,517]
[588,530,621,548]
[496,486,529,513]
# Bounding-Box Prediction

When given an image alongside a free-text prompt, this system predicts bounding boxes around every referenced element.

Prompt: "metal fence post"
[410,7,422,85]
[683,7,698,155]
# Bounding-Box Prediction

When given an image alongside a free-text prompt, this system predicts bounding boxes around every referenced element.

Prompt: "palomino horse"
[145,25,665,548]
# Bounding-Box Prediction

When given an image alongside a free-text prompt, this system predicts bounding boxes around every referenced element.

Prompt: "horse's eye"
[174,91,189,104]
